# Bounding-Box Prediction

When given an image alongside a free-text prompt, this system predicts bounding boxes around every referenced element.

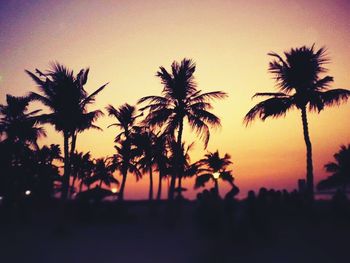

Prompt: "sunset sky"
[0,0,349,199]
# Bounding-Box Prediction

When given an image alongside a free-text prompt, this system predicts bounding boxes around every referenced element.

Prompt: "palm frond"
[252,92,288,98]
[319,89,350,107]
[195,173,212,188]
[81,82,108,107]
[244,97,294,125]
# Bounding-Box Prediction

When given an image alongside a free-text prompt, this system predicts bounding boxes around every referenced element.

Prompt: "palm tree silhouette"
[168,141,198,198]
[32,144,62,200]
[26,63,107,200]
[138,58,227,200]
[69,151,93,197]
[112,140,141,200]
[89,158,119,189]
[152,132,169,200]
[318,144,350,192]
[133,128,157,200]
[0,95,45,148]
[0,95,46,201]
[195,150,234,196]
[244,45,350,199]
[107,103,142,200]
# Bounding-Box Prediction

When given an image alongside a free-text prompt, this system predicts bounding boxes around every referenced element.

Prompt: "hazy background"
[1,0,349,199]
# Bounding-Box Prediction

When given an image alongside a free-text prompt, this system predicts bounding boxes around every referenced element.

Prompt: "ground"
[1,201,349,263]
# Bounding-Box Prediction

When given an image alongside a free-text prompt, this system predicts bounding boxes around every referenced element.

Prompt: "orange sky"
[0,0,349,199]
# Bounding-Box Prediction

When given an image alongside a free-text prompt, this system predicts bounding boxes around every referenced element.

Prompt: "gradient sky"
[1,0,349,199]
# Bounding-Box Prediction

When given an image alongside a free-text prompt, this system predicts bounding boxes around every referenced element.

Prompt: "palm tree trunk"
[68,132,77,198]
[118,170,127,201]
[61,131,70,201]
[70,173,78,198]
[149,166,153,200]
[79,180,83,192]
[168,119,184,200]
[214,179,219,196]
[301,107,314,200]
[70,132,77,157]
[156,171,162,200]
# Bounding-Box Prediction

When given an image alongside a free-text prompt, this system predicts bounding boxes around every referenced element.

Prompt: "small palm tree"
[152,132,170,200]
[26,63,107,200]
[318,145,350,192]
[69,151,93,196]
[0,94,45,148]
[195,150,234,196]
[169,141,197,193]
[133,128,157,200]
[244,45,350,199]
[112,141,141,200]
[138,58,227,200]
[107,103,142,200]
[91,158,119,189]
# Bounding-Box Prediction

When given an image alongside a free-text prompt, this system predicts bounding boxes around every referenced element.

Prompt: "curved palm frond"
[244,96,294,125]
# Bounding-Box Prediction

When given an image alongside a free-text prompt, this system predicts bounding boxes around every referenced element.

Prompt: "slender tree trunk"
[79,180,83,192]
[168,119,184,200]
[70,173,78,198]
[301,107,314,200]
[178,176,182,189]
[118,170,127,201]
[156,171,162,200]
[70,132,77,157]
[149,166,153,200]
[61,131,70,201]
[214,179,219,196]
[99,179,103,188]
[68,132,77,198]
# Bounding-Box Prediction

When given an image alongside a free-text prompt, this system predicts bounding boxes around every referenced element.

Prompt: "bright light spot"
[0,196,3,201]
[25,190,31,196]
[213,172,220,180]
[111,187,118,194]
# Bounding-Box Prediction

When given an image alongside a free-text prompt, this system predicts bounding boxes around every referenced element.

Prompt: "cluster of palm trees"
[0,44,349,203]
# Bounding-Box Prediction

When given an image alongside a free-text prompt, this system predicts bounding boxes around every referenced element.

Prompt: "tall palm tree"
[138,58,227,200]
[107,103,142,200]
[317,144,350,192]
[26,63,107,200]
[0,94,45,148]
[195,150,234,196]
[244,45,350,199]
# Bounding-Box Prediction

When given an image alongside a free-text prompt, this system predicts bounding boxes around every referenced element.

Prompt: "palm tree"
[69,151,93,197]
[112,140,142,200]
[195,150,234,196]
[138,58,227,200]
[0,94,45,148]
[91,158,119,189]
[0,95,46,201]
[26,63,107,200]
[107,103,142,200]
[32,144,62,200]
[133,128,156,200]
[244,45,350,199]
[152,132,169,200]
[317,145,350,192]
[168,141,198,197]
